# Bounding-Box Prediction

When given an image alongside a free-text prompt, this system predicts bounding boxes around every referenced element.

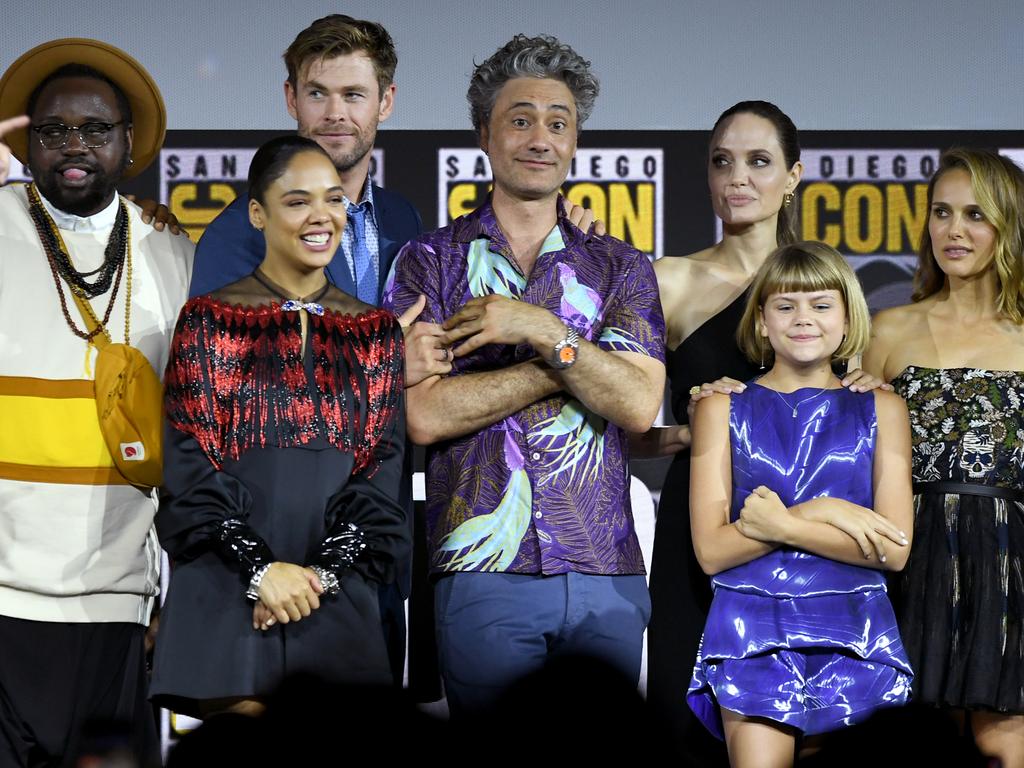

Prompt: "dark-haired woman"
[150,136,408,716]
[638,102,883,762]
[864,148,1024,768]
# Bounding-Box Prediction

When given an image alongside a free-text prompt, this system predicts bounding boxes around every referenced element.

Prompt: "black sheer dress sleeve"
[157,298,274,587]
[312,403,408,585]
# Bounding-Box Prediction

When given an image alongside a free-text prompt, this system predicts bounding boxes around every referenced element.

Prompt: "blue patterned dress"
[688,383,912,738]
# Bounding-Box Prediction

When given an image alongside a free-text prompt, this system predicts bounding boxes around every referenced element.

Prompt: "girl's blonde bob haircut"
[736,241,871,366]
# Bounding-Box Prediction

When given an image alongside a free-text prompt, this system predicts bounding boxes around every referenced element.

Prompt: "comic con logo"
[440,148,664,258]
[799,149,942,258]
[160,148,383,241]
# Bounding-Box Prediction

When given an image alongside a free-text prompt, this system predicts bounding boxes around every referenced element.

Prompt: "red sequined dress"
[150,278,407,716]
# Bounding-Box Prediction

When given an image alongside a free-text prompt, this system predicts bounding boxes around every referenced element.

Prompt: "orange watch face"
[558,346,576,364]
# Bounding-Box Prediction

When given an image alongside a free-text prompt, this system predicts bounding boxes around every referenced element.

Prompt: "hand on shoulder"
[693,388,733,417]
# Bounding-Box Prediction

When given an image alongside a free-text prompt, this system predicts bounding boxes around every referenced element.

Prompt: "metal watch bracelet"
[246,563,272,601]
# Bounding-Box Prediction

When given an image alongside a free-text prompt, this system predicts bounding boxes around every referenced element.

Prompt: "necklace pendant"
[281,299,325,315]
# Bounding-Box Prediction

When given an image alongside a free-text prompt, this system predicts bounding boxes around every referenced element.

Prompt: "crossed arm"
[689,391,914,576]
[405,294,665,445]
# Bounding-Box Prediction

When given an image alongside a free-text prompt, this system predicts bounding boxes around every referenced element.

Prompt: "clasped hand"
[441,295,564,359]
[251,562,325,631]
[736,486,791,542]
[398,295,452,387]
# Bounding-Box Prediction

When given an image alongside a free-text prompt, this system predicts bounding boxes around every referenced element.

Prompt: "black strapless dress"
[647,290,758,764]
[891,367,1024,713]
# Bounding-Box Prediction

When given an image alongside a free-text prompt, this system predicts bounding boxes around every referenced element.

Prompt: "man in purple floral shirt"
[384,34,665,714]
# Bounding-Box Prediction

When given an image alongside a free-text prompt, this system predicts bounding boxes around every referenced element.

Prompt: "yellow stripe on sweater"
[0,376,114,471]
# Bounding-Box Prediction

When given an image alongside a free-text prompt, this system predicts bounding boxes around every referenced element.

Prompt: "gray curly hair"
[467,34,599,139]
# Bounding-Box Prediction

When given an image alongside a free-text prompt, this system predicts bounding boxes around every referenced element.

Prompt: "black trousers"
[0,615,158,768]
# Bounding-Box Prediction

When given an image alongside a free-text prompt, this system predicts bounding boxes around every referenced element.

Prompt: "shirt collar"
[452,194,590,249]
[344,175,376,217]
[36,188,120,233]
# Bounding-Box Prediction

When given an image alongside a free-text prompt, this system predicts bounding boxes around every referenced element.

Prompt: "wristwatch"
[550,326,580,369]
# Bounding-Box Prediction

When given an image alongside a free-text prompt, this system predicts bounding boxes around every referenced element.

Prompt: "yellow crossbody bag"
[70,288,164,490]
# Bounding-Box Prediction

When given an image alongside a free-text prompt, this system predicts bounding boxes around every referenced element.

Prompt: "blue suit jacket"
[189,183,422,300]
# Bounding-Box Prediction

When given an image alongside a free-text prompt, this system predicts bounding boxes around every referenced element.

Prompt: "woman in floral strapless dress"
[864,148,1024,767]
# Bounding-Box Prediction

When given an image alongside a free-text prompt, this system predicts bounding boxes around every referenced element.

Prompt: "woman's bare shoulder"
[872,301,929,339]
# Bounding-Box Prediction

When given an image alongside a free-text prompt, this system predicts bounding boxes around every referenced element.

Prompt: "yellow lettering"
[170,183,237,242]
[886,183,929,254]
[565,183,607,225]
[801,183,841,246]
[843,184,883,253]
[448,183,483,221]
[608,183,654,252]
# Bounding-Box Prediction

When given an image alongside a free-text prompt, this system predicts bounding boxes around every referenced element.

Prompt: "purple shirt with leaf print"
[383,198,665,576]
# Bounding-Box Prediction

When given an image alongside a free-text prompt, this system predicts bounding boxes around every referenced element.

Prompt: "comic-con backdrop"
[10,127,1024,748]
[10,128,1024,491]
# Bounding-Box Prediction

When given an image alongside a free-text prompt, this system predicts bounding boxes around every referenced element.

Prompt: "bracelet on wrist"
[309,565,341,595]
[246,563,272,601]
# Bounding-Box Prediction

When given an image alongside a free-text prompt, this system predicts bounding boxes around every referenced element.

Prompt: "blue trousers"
[434,572,650,716]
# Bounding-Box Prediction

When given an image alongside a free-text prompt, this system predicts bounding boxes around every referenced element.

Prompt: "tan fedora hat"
[0,38,165,178]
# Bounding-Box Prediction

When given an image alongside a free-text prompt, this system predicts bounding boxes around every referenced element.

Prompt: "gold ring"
[689,385,701,396]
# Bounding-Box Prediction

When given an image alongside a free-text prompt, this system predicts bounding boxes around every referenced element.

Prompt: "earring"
[783,192,794,208]
[127,157,135,167]
[760,345,765,370]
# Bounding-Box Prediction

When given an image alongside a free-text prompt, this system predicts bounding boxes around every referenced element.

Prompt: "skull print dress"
[891,367,1024,713]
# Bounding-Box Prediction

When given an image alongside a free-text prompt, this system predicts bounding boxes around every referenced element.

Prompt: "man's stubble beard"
[31,154,128,217]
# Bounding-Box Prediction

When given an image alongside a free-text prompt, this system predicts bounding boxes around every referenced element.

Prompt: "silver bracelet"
[309,565,340,595]
[246,563,271,601]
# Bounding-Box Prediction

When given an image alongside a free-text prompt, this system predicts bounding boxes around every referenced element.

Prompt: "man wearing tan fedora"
[0,39,191,765]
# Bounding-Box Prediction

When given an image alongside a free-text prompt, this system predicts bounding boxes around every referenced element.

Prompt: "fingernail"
[880,554,887,562]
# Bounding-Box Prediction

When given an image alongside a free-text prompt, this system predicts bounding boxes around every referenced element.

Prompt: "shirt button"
[531,452,541,461]
[535,511,543,519]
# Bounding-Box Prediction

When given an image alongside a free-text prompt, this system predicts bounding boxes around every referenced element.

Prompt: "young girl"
[150,136,408,716]
[687,241,914,767]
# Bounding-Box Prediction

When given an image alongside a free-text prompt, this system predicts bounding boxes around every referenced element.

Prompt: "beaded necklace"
[27,183,132,343]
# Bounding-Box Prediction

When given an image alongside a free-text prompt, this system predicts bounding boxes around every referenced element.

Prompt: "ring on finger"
[689,385,701,396]
[442,347,451,362]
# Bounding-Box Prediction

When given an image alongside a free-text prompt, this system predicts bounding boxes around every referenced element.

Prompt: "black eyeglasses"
[31,121,125,150]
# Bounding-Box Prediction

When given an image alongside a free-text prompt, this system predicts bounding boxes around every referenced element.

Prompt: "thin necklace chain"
[760,378,836,418]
